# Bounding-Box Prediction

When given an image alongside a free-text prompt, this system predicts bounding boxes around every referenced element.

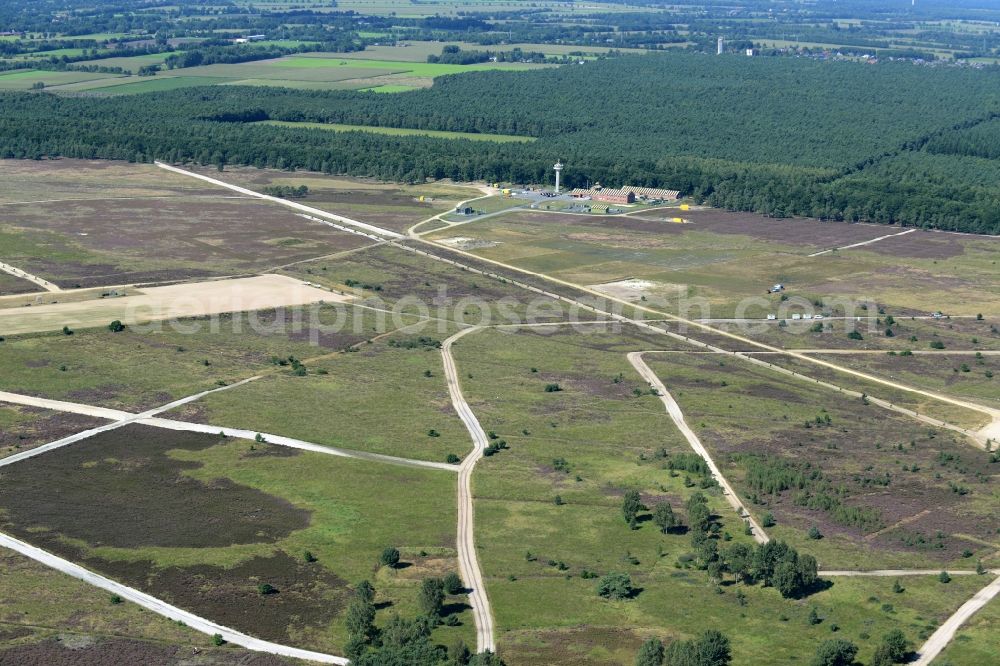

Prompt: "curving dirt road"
[0,531,347,664]
[441,327,496,653]
[628,352,769,544]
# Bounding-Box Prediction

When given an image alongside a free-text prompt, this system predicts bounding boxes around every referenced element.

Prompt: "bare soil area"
[0,274,348,335]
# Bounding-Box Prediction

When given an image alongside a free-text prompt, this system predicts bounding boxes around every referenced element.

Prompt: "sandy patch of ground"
[587,277,681,302]
[0,275,350,335]
[436,236,500,250]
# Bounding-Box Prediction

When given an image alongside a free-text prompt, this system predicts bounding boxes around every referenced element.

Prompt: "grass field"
[0,306,392,411]
[0,425,467,653]
[426,209,1000,318]
[261,120,535,142]
[165,326,471,462]
[810,352,999,409]
[934,594,1000,665]
[447,326,993,664]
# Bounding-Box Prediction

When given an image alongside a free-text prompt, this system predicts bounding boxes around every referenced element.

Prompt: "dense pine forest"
[3,52,1000,233]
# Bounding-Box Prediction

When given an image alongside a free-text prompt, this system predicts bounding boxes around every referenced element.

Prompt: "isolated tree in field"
[622,489,644,524]
[379,546,400,569]
[418,577,445,617]
[869,629,909,666]
[810,639,857,666]
[108,319,125,332]
[635,638,664,666]
[696,630,732,666]
[443,572,464,595]
[653,502,678,533]
[596,571,634,600]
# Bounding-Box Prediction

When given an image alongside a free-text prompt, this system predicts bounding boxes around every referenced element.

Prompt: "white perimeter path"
[0,531,347,664]
[155,161,404,240]
[441,327,496,653]
[628,351,769,544]
[808,228,918,257]
[0,260,61,292]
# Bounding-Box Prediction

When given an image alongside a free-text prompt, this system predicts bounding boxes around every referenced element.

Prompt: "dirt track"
[0,274,347,335]
[441,327,496,653]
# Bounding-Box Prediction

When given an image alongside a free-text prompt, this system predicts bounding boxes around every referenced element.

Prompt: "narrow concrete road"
[0,531,346,664]
[155,162,404,239]
[808,228,918,257]
[0,387,455,472]
[141,416,457,472]
[441,327,496,653]
[0,379,262,468]
[0,260,60,292]
[913,573,1000,665]
[628,352,769,544]
[0,391,131,420]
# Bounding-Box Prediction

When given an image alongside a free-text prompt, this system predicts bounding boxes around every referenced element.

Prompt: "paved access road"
[441,327,496,653]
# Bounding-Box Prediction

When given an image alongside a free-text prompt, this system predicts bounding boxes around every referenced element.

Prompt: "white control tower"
[553,159,564,193]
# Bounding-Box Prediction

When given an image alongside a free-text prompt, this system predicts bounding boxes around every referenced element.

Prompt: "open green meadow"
[0,306,394,411]
[425,209,1000,318]
[164,325,471,462]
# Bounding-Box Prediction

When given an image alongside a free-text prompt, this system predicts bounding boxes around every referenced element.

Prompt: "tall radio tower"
[553,159,564,193]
